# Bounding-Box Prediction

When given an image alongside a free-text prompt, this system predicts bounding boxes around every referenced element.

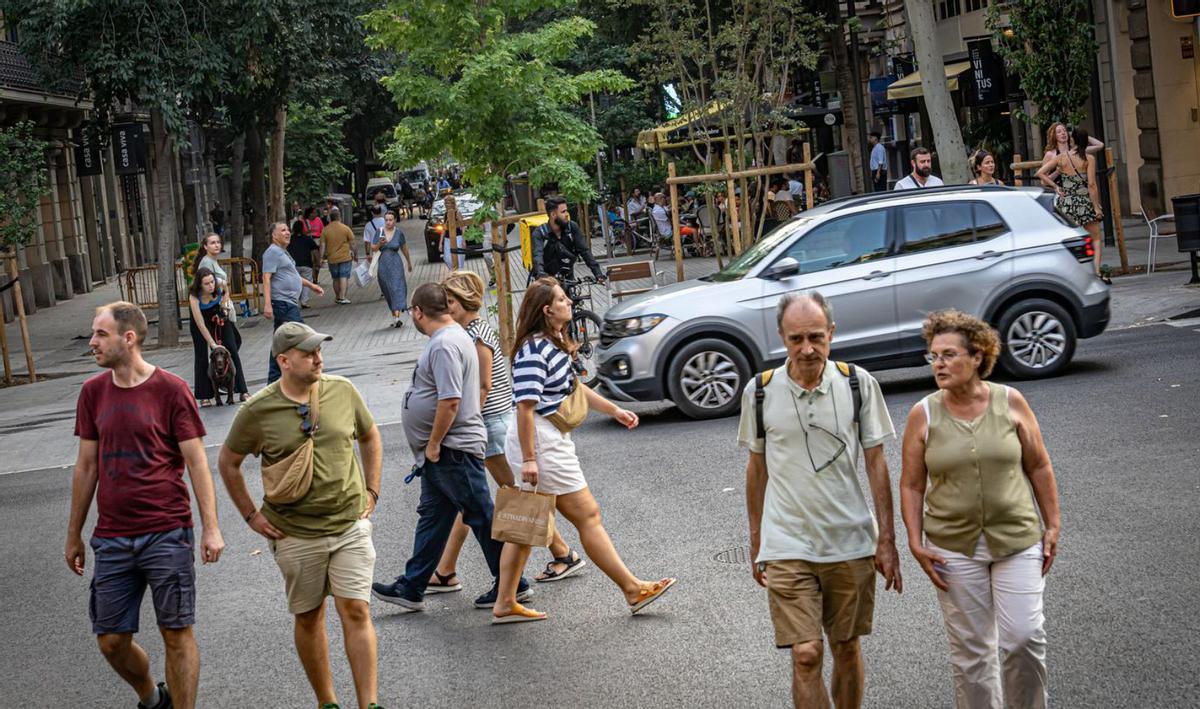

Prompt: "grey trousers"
[297,266,314,305]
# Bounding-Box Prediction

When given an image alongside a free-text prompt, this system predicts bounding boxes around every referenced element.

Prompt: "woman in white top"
[491,277,677,623]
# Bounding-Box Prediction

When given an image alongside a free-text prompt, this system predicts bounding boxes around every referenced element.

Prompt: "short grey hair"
[776,291,834,330]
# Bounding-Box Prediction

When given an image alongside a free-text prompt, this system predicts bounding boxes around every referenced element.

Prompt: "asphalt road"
[2,323,1198,707]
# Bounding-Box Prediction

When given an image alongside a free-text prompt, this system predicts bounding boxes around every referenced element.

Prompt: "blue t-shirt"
[263,244,303,304]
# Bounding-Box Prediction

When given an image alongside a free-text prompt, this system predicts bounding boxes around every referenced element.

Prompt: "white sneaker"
[337,298,352,305]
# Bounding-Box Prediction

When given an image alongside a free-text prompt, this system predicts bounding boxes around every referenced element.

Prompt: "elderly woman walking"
[372,210,413,328]
[900,310,1061,709]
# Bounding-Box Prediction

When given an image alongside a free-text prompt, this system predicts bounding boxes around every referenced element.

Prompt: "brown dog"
[208,345,237,406]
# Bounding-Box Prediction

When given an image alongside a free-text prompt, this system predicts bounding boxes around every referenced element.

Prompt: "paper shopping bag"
[491,486,557,546]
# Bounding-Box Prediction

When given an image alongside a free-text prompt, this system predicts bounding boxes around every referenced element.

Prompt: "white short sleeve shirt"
[738,360,896,563]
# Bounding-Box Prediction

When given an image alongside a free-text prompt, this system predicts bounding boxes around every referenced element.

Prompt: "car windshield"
[368,185,396,198]
[706,218,810,282]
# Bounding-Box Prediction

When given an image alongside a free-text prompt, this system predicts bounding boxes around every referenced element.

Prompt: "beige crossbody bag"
[261,381,320,504]
[546,376,589,433]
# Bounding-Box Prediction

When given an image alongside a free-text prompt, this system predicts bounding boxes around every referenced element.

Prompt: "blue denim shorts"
[90,527,196,634]
[329,260,352,279]
[484,411,514,458]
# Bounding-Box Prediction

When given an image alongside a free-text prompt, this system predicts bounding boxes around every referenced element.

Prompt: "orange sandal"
[491,602,547,625]
[629,577,677,615]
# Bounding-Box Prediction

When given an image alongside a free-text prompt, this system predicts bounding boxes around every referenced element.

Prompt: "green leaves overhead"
[987,0,1098,126]
[285,100,354,207]
[365,0,632,212]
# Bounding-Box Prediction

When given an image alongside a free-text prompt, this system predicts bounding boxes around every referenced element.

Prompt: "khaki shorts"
[270,518,376,614]
[764,556,876,648]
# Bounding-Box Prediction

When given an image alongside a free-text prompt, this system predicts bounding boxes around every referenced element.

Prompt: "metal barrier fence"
[119,257,261,316]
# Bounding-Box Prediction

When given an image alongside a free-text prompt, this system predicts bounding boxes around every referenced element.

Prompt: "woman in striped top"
[492,277,676,623]
[422,272,575,595]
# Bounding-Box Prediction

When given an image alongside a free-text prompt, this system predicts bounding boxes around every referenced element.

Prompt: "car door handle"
[975,250,1002,260]
[862,270,888,281]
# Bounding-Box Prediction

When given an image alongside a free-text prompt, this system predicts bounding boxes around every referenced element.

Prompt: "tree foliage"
[285,100,353,206]
[365,0,632,223]
[0,122,49,250]
[987,0,1098,126]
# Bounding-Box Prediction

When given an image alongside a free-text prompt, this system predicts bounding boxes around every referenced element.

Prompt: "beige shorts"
[764,556,876,647]
[504,414,587,495]
[269,518,376,614]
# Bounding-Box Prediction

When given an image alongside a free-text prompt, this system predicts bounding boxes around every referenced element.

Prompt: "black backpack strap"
[834,361,862,429]
[754,369,775,442]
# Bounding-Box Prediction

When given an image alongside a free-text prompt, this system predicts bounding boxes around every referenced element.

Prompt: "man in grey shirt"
[262,221,323,384]
[373,283,530,612]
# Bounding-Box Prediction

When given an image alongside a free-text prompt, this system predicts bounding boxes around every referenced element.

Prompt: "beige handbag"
[546,376,589,433]
[261,381,320,504]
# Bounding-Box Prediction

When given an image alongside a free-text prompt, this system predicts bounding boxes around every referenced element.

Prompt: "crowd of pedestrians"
[71,187,1065,707]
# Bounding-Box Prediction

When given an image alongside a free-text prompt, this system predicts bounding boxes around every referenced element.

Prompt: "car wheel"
[666,338,751,419]
[997,299,1077,378]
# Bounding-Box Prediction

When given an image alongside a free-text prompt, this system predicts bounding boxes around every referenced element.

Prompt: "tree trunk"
[228,133,245,259]
[903,0,969,184]
[269,105,286,223]
[149,109,180,347]
[828,11,865,194]
[247,126,269,265]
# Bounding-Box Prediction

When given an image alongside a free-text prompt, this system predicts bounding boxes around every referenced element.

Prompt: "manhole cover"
[713,546,751,564]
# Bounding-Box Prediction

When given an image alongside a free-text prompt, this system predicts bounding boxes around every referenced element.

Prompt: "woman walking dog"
[188,267,248,405]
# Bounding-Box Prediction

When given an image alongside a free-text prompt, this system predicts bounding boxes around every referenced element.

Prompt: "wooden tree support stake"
[3,253,35,383]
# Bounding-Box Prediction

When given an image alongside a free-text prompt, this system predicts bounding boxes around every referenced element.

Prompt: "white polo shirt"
[738,360,896,563]
[893,174,945,190]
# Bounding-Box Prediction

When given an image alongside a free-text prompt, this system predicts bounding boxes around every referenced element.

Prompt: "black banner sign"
[74,125,103,176]
[966,39,1006,107]
[110,123,147,175]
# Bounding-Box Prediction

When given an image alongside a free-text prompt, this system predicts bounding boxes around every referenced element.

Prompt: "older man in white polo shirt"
[741,291,903,709]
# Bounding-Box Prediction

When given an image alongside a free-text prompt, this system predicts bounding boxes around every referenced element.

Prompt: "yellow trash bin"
[519,214,549,272]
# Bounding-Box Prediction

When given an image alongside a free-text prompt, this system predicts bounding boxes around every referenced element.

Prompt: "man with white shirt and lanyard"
[893,146,944,190]
[741,292,902,709]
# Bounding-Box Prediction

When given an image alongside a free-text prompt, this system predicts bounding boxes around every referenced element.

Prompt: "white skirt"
[504,415,587,495]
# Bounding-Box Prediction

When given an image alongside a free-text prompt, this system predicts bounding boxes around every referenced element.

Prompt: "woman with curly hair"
[899,310,1062,708]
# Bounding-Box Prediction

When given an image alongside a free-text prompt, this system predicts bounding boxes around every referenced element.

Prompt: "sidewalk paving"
[2,216,1197,475]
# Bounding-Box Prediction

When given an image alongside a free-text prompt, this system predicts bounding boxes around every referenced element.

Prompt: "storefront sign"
[74,125,103,177]
[870,76,900,116]
[110,123,147,175]
[966,39,1006,107]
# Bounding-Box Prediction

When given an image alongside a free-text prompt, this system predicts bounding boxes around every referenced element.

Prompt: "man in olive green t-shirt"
[217,322,385,709]
[320,208,357,305]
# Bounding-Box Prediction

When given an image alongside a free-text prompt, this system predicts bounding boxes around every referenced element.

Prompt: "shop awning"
[636,99,810,152]
[885,62,972,101]
[636,100,731,151]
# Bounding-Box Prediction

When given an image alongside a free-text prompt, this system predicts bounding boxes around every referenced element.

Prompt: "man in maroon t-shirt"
[67,302,225,709]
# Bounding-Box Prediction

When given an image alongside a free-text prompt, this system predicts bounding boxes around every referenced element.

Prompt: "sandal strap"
[432,571,457,584]
[552,549,577,565]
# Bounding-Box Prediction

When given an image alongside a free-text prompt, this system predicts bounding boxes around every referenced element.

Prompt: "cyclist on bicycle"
[531,196,607,286]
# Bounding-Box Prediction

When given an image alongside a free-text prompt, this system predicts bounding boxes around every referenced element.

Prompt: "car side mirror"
[762,257,800,280]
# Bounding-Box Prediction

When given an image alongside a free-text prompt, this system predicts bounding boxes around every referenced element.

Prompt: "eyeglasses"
[924,351,968,365]
[790,397,848,473]
[297,403,317,437]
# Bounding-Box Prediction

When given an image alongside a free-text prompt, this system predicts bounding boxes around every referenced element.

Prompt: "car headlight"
[608,315,665,337]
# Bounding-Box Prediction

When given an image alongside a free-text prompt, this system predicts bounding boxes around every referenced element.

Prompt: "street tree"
[4,0,224,346]
[903,0,969,183]
[987,0,1098,127]
[365,0,632,232]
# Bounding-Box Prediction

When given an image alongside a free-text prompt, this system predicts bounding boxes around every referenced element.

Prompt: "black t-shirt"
[288,227,319,269]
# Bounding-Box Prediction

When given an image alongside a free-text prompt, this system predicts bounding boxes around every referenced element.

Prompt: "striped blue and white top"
[466,317,514,418]
[512,336,574,417]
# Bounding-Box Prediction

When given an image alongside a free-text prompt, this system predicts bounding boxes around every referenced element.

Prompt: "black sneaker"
[371,579,425,612]
[474,578,533,608]
[137,683,172,709]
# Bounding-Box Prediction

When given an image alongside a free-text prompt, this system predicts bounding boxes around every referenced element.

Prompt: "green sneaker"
[368,705,386,709]
[320,704,340,709]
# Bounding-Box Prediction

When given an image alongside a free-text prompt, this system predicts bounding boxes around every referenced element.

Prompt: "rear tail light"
[1062,235,1094,262]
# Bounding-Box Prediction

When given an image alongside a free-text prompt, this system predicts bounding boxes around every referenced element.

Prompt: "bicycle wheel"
[569,309,603,388]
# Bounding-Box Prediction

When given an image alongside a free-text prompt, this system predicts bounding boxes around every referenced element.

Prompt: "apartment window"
[2,13,18,43]
[965,0,989,12]
[938,0,962,20]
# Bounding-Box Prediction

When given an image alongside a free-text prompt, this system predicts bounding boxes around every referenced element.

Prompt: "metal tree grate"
[712,546,751,564]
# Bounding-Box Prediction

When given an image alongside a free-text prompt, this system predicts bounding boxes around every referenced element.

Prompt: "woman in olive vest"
[900,310,1062,709]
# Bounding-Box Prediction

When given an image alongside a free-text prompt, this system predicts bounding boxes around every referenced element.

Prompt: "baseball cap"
[272,322,332,356]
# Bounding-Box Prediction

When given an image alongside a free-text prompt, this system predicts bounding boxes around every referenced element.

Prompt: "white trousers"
[928,536,1048,709]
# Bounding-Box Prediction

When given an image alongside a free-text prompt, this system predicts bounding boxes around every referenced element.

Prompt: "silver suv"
[595,185,1111,419]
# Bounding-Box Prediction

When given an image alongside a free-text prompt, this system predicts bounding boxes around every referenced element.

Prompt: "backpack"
[754,362,861,442]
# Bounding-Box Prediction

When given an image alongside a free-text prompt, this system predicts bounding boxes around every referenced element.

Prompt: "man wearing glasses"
[218,322,387,709]
[739,292,902,709]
